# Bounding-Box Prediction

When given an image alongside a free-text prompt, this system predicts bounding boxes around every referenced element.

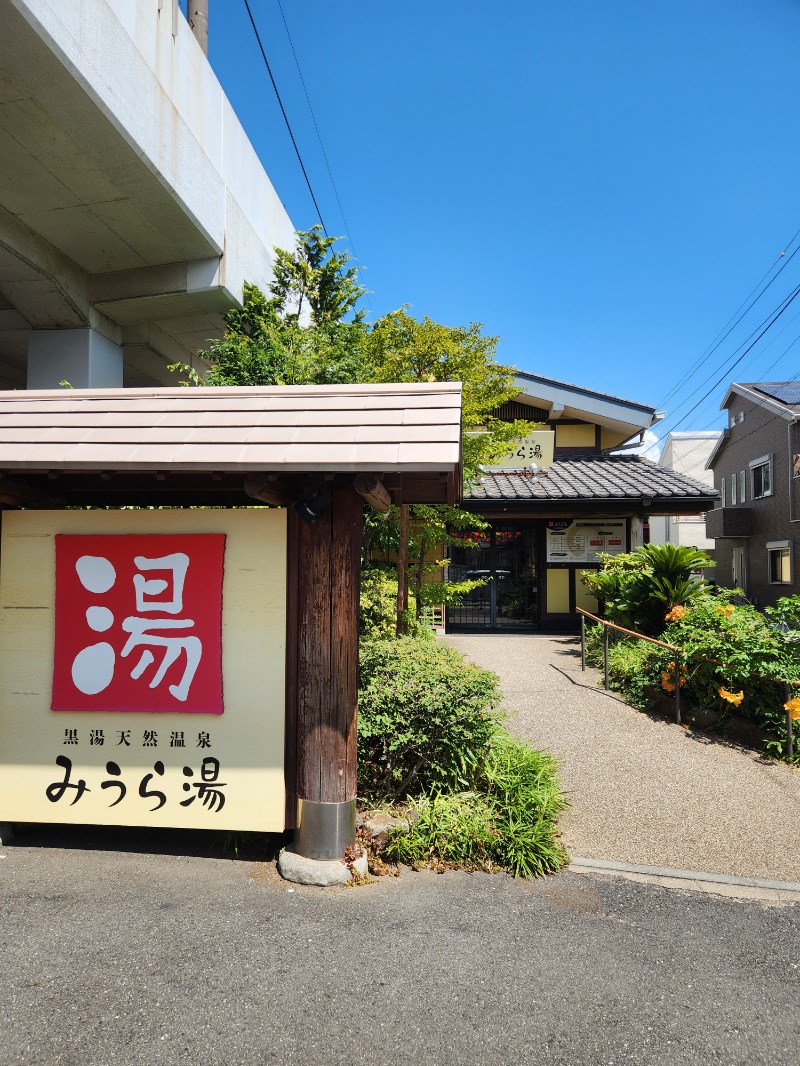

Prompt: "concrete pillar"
[27,329,123,390]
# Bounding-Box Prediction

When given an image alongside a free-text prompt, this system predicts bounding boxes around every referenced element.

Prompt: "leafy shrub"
[359,566,428,641]
[605,636,662,708]
[764,594,800,634]
[585,592,800,761]
[384,734,568,877]
[582,543,714,636]
[358,637,503,801]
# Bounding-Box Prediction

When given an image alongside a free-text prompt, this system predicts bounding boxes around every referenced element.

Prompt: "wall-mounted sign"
[494,430,555,470]
[0,509,286,833]
[546,519,626,564]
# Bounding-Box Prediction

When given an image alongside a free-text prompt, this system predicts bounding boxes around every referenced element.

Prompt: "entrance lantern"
[0,383,463,860]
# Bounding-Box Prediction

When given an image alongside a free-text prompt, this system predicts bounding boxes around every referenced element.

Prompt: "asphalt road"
[1,827,798,1066]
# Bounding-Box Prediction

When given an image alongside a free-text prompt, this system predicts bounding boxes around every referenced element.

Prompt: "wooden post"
[286,486,363,859]
[396,503,410,636]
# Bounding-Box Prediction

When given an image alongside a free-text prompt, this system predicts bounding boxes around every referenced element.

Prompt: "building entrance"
[447,525,538,630]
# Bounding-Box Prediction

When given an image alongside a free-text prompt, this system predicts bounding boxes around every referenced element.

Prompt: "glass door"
[447,525,538,630]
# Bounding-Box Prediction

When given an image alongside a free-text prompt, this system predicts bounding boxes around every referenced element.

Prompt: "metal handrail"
[577,608,796,757]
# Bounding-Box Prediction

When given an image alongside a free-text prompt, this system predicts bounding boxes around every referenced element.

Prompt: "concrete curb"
[569,856,800,902]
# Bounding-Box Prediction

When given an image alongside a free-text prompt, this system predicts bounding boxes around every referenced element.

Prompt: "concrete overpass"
[0,0,297,389]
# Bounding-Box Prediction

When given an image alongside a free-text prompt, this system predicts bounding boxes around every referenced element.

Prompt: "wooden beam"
[354,472,391,512]
[0,475,65,509]
[244,473,294,507]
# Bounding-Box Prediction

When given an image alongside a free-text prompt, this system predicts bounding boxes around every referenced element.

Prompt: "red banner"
[52,534,225,714]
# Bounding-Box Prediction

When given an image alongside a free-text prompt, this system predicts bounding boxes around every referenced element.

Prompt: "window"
[720,477,726,507]
[731,473,737,505]
[750,455,772,499]
[767,541,792,584]
[739,470,746,503]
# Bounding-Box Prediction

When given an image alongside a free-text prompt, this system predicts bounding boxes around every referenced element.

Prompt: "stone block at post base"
[276,798,361,886]
[277,847,368,887]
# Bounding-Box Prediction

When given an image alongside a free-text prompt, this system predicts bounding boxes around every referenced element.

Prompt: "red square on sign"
[52,534,226,714]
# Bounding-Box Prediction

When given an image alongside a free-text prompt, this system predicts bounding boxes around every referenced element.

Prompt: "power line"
[657,280,800,435]
[241,0,329,234]
[654,282,800,448]
[656,225,800,411]
[273,0,373,314]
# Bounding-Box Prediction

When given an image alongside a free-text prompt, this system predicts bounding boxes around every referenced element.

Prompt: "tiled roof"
[466,455,718,503]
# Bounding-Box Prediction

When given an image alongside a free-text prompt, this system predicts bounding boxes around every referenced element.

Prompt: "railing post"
[580,613,586,671]
[674,651,681,725]
[786,684,794,761]
[604,625,609,691]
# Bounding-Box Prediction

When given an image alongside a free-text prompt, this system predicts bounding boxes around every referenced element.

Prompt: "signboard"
[546,519,626,564]
[0,509,286,832]
[494,430,555,470]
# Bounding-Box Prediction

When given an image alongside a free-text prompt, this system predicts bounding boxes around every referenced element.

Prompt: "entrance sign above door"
[494,431,555,470]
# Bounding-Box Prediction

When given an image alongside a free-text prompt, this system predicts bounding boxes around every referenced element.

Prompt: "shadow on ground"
[9,821,291,861]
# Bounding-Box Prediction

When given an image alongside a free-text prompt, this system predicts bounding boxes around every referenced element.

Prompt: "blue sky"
[206,1,800,446]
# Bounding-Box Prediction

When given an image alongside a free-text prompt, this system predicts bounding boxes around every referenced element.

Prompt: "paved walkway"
[443,633,800,882]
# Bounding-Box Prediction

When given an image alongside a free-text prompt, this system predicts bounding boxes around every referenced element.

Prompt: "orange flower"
[661,662,686,691]
[783,696,800,720]
[718,687,744,707]
[665,605,689,622]
[716,604,735,618]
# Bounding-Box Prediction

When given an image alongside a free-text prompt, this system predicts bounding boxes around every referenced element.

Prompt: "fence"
[577,607,796,759]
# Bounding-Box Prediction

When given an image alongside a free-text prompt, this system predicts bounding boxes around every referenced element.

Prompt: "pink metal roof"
[0,384,462,475]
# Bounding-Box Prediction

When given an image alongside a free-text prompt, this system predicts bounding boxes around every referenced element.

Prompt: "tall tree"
[270,225,366,327]
[180,229,368,388]
[361,309,532,632]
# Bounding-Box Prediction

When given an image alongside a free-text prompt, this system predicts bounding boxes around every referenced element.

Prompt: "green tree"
[360,309,532,631]
[174,229,369,388]
[270,225,366,326]
[363,308,529,472]
[173,236,531,636]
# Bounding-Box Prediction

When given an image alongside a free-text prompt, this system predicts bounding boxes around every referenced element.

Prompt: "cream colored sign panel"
[0,509,286,833]
[494,431,555,469]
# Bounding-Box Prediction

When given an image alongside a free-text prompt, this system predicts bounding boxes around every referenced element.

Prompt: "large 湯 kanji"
[52,534,226,713]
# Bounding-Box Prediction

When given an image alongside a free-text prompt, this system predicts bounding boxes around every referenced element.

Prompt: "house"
[0,0,295,390]
[705,381,800,606]
[448,371,718,631]
[649,431,721,576]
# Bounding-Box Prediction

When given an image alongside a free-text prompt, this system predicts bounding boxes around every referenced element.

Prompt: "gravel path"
[443,633,800,882]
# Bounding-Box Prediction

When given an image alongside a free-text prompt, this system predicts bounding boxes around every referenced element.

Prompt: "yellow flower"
[783,696,800,720]
[665,606,689,622]
[718,687,744,707]
[716,604,735,618]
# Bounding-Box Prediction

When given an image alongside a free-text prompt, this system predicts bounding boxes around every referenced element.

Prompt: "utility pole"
[188,1,208,55]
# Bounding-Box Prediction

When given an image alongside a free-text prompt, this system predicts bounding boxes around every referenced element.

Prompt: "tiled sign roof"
[467,455,717,504]
[0,383,462,474]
